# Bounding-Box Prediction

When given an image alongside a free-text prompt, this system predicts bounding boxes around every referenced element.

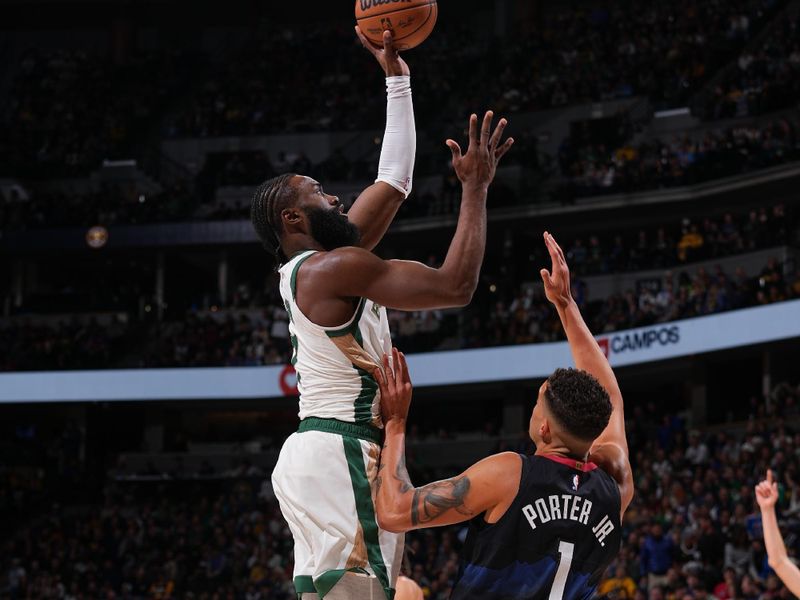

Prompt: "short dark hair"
[543,368,612,442]
[250,173,299,264]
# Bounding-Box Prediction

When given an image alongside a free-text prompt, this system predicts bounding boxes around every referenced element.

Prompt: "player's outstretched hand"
[756,469,780,510]
[446,111,514,189]
[374,348,413,425]
[540,231,574,310]
[355,27,410,77]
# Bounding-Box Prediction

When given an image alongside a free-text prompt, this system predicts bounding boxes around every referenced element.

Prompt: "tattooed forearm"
[410,476,473,526]
[395,454,413,493]
[376,461,386,493]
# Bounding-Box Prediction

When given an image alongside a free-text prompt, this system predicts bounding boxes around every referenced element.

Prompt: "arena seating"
[3,382,800,598]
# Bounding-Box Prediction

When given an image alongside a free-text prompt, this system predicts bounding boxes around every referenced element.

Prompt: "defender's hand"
[756,469,780,510]
[374,348,412,424]
[447,111,514,190]
[540,232,574,310]
[355,27,410,77]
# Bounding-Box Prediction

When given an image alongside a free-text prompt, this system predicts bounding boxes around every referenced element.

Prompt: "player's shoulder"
[469,452,523,486]
[307,246,380,269]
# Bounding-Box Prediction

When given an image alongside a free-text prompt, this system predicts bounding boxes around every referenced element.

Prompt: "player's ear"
[540,418,551,444]
[282,207,304,229]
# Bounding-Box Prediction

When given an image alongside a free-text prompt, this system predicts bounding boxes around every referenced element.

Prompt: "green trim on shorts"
[294,575,315,595]
[298,417,382,445]
[342,436,394,600]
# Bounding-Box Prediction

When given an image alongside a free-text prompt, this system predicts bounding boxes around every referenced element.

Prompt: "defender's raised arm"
[540,232,634,516]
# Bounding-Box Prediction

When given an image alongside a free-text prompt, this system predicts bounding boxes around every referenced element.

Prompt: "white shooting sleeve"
[375,75,416,197]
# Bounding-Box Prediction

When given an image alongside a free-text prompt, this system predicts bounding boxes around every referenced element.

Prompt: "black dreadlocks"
[251,173,298,266]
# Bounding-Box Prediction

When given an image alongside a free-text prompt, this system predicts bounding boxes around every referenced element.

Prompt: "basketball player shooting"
[249,30,514,600]
[373,232,634,600]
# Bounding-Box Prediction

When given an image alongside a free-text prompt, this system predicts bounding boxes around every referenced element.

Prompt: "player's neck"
[283,235,325,258]
[535,441,589,463]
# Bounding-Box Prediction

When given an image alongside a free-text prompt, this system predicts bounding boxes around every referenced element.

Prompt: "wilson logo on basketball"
[359,0,412,10]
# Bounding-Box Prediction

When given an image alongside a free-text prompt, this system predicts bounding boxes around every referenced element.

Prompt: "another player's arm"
[540,232,634,515]
[314,111,513,309]
[756,470,800,596]
[373,349,521,533]
[348,28,415,251]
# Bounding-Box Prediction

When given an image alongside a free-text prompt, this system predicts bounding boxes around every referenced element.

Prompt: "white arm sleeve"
[375,75,416,197]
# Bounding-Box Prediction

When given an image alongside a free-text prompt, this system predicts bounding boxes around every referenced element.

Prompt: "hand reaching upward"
[540,232,573,310]
[356,27,410,77]
[756,469,780,510]
[446,111,514,191]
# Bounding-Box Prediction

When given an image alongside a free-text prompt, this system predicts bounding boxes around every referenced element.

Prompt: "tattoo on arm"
[376,461,386,493]
[411,477,473,526]
[395,454,413,493]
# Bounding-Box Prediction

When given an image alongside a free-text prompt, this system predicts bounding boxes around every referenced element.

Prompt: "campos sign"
[0,301,798,402]
[598,325,681,358]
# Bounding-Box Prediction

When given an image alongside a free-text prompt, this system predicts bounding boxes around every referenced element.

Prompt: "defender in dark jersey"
[372,232,634,600]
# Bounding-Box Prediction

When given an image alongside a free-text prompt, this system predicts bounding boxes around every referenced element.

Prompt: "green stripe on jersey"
[342,437,394,600]
[326,298,367,338]
[325,299,377,423]
[290,251,316,301]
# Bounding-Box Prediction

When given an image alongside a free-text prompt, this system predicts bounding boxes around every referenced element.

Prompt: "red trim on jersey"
[541,453,598,472]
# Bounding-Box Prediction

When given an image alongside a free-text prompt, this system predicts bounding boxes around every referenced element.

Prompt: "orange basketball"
[355,0,438,51]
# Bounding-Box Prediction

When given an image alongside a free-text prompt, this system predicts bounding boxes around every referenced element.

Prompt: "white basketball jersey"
[278,250,393,426]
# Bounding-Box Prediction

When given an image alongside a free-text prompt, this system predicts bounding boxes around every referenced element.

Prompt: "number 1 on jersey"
[549,541,575,600]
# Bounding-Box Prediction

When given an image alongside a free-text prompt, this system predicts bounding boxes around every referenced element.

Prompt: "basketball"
[355,0,438,51]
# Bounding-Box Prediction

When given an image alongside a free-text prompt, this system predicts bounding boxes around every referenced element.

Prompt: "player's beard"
[306,206,361,250]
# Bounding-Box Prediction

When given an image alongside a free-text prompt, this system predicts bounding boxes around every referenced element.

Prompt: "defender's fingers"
[548,233,567,265]
[540,268,553,287]
[382,353,397,394]
[468,113,479,147]
[488,117,508,151]
[494,137,514,160]
[480,111,494,147]
[446,140,462,163]
[544,231,560,263]
[391,347,401,384]
[398,351,409,386]
[373,364,386,387]
[767,469,774,484]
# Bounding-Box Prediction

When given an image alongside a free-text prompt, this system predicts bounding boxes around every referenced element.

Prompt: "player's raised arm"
[313,111,513,310]
[540,232,634,515]
[756,470,800,596]
[347,28,416,251]
[373,349,521,533]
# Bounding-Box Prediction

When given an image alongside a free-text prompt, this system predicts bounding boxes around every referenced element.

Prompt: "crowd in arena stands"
[3,382,800,598]
[136,252,797,366]
[166,0,782,140]
[562,204,791,276]
[141,308,290,369]
[0,317,129,372]
[3,242,794,371]
[702,9,800,120]
[559,114,800,199]
[0,181,195,230]
[0,49,203,179]
[462,255,798,349]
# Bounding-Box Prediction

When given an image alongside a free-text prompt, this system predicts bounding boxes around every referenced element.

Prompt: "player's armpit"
[316,247,474,310]
[588,441,634,518]
[377,451,521,533]
[347,182,405,252]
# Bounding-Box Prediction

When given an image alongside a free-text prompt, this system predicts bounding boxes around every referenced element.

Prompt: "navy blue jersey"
[450,454,622,600]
